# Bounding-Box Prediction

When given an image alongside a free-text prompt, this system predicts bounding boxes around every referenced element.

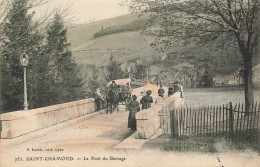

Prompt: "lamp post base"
[23,105,29,111]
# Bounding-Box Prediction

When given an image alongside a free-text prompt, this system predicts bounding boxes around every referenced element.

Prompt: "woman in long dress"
[128,95,140,130]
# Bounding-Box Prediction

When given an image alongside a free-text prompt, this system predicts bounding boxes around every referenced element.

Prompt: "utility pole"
[146,70,149,84]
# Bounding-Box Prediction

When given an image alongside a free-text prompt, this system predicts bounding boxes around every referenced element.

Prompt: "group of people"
[110,81,132,101]
[168,81,184,98]
[94,81,183,131]
[128,85,166,130]
[127,89,153,130]
[94,80,132,111]
[127,82,184,131]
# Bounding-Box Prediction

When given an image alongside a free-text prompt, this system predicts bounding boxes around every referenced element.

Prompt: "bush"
[93,19,146,38]
[198,70,214,87]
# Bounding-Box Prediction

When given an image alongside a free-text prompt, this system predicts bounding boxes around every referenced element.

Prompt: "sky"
[33,0,130,24]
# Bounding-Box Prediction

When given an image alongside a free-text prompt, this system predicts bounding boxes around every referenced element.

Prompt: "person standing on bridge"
[158,85,165,98]
[174,82,184,98]
[94,87,104,111]
[140,90,153,109]
[168,86,174,97]
[110,80,117,90]
[128,95,140,130]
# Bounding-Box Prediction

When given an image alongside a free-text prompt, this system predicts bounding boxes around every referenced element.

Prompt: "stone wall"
[0,98,95,139]
[135,92,183,139]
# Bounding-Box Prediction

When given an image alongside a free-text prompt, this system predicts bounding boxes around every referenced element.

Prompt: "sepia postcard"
[0,0,260,167]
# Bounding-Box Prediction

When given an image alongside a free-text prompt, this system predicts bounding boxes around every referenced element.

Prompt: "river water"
[183,86,260,108]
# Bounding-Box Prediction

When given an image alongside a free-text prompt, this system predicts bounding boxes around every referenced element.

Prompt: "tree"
[0,0,84,112]
[134,62,147,79]
[128,0,260,112]
[198,70,214,87]
[0,0,53,50]
[0,0,43,112]
[106,55,127,81]
[82,66,107,98]
[45,13,85,104]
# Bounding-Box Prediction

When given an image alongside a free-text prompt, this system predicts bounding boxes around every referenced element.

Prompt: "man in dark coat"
[128,95,140,130]
[158,85,165,98]
[168,87,174,97]
[140,90,153,109]
[109,80,117,90]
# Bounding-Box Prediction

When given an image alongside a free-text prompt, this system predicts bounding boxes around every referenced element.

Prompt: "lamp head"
[20,51,29,67]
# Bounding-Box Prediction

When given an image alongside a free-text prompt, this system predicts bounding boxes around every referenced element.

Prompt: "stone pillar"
[135,92,183,139]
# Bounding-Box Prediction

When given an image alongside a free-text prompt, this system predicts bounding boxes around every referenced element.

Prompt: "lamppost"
[20,51,30,110]
[127,67,131,88]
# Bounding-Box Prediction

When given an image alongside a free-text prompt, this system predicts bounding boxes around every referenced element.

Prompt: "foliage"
[167,63,214,87]
[0,0,43,112]
[0,1,86,112]
[45,13,86,104]
[198,70,214,87]
[128,0,260,111]
[106,55,127,81]
[134,62,147,79]
[93,19,146,38]
[129,0,259,50]
[80,65,107,98]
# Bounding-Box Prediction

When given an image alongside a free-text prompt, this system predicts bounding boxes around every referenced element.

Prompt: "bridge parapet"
[135,92,183,139]
[0,98,95,139]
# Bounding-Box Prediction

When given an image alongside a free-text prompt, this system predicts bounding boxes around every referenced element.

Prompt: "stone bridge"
[0,84,182,140]
[1,84,258,167]
[0,84,183,165]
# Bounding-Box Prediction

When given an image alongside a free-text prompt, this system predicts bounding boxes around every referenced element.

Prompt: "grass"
[67,13,147,49]
[72,31,157,66]
[143,130,260,153]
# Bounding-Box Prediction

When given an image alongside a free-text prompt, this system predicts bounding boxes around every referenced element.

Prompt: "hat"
[112,80,115,83]
[146,90,152,95]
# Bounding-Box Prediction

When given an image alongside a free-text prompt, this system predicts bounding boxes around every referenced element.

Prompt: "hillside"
[67,14,148,49]
[66,13,259,85]
[67,13,158,67]
[73,32,159,67]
